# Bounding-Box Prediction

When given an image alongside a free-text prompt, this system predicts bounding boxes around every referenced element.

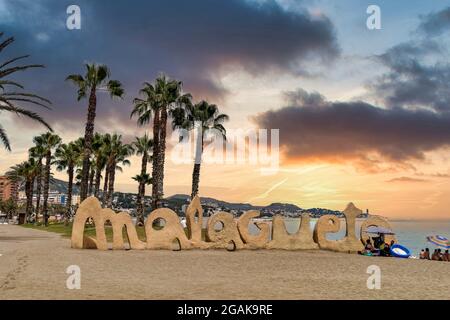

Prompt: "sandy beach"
[0,224,449,300]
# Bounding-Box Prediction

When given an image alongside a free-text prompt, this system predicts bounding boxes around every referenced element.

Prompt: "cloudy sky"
[2,0,450,219]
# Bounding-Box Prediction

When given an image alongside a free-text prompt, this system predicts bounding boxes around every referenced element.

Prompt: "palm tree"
[0,198,18,219]
[173,100,229,198]
[37,132,62,226]
[55,142,81,225]
[131,134,153,225]
[28,142,45,216]
[66,64,124,201]
[131,75,191,209]
[131,82,160,210]
[0,32,52,150]
[6,159,38,222]
[104,134,133,208]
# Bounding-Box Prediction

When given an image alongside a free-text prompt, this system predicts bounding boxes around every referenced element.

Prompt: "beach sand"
[0,224,449,300]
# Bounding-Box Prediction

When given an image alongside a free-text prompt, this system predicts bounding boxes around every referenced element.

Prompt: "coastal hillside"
[23,179,354,217]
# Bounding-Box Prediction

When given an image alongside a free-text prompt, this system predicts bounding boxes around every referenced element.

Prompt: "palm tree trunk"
[80,87,97,201]
[88,166,95,195]
[102,166,109,206]
[35,159,42,215]
[156,106,167,206]
[191,134,203,198]
[151,108,160,210]
[136,153,148,225]
[65,164,74,226]
[25,179,32,222]
[42,151,51,226]
[94,165,102,198]
[106,164,115,208]
[191,163,202,199]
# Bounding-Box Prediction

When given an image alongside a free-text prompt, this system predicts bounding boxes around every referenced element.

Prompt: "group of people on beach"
[361,235,395,256]
[419,248,450,261]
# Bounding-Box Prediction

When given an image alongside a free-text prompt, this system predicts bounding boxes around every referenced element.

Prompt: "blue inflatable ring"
[390,244,411,258]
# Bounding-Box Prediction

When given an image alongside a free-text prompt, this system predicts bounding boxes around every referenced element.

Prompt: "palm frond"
[107,79,124,98]
[0,124,11,151]
[0,35,14,53]
[0,103,53,131]
[0,64,45,79]
[0,55,30,69]
[0,80,24,89]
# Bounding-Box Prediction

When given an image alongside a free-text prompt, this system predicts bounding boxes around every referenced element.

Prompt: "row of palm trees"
[6,132,150,225]
[1,32,230,226]
[68,64,230,209]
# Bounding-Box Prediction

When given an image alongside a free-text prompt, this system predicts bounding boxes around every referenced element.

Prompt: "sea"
[199,217,450,256]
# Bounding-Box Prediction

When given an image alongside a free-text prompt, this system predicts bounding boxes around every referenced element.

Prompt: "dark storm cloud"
[368,40,450,113]
[253,89,450,165]
[369,6,450,113]
[0,0,339,129]
[418,6,450,37]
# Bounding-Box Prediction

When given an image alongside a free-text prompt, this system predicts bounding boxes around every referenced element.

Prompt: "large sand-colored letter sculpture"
[71,196,395,253]
[237,210,270,248]
[71,197,145,250]
[145,208,193,250]
[313,203,364,253]
[267,214,318,250]
[207,211,245,250]
[360,215,397,245]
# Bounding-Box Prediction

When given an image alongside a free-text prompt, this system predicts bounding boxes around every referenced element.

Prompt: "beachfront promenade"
[0,224,449,300]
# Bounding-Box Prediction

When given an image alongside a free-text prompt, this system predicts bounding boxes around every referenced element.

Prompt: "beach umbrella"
[364,226,395,235]
[426,235,450,249]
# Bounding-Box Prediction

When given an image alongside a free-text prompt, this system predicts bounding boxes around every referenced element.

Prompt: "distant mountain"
[263,202,301,212]
[167,194,258,210]
[20,178,80,194]
[24,180,346,217]
[166,194,302,212]
[49,178,80,194]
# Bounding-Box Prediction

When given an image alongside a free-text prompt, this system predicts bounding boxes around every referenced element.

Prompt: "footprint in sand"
[0,255,28,290]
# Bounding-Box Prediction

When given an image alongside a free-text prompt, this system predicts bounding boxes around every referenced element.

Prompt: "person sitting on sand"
[373,235,385,249]
[437,249,444,261]
[361,239,374,255]
[431,249,440,261]
[425,248,431,260]
[382,242,390,257]
[419,249,426,259]
[442,250,449,262]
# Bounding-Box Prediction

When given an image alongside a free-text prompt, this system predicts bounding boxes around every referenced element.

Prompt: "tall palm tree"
[173,100,229,198]
[37,132,62,226]
[0,32,52,150]
[28,142,45,216]
[6,159,38,222]
[131,75,191,209]
[66,64,124,201]
[131,133,153,225]
[131,82,160,210]
[55,142,81,225]
[104,134,133,208]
